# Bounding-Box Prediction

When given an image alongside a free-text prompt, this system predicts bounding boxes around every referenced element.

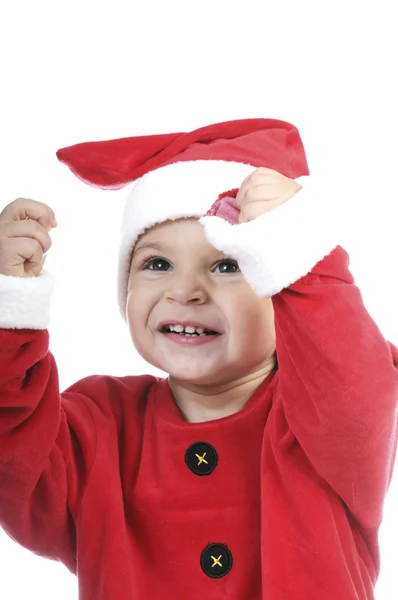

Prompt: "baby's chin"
[161,366,225,387]
[166,362,252,389]
[141,353,224,385]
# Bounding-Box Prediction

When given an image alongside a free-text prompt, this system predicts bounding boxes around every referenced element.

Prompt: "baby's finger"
[25,250,47,277]
[236,171,269,207]
[238,168,280,190]
[0,198,57,231]
[9,237,43,264]
[0,237,44,277]
[0,219,52,254]
[237,182,280,206]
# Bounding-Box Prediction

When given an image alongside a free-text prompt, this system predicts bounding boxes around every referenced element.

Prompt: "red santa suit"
[0,119,397,600]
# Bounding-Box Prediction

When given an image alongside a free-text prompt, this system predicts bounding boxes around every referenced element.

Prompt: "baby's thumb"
[30,254,47,277]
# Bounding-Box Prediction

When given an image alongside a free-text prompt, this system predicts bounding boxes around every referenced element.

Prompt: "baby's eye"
[143,257,172,271]
[213,259,240,274]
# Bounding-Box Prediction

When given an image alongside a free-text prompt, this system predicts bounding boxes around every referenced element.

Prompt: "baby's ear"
[204,189,240,224]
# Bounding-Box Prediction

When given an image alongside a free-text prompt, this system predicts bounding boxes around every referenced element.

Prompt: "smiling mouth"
[160,325,220,337]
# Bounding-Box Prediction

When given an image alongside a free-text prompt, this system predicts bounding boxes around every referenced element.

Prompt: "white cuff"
[200,176,342,297]
[0,270,55,329]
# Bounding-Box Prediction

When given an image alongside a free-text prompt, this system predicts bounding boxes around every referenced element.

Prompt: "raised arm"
[272,244,398,531]
[0,199,91,571]
[201,171,398,531]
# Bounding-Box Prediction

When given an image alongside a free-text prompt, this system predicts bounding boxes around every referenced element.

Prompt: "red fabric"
[1,247,397,599]
[204,189,240,223]
[56,118,309,190]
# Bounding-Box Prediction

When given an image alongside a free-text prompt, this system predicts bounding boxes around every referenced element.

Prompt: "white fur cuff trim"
[0,270,55,329]
[200,176,342,297]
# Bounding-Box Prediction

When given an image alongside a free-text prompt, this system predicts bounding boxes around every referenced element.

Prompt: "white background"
[0,0,397,598]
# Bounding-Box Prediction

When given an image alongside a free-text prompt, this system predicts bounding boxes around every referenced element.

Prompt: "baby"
[0,118,397,600]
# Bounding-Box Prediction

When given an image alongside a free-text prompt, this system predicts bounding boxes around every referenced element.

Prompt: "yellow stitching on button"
[196,452,209,465]
[211,555,223,568]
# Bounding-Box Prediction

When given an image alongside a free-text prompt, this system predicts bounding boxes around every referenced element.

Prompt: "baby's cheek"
[126,298,143,332]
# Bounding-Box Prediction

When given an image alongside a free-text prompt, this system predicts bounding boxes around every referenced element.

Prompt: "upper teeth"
[166,324,206,334]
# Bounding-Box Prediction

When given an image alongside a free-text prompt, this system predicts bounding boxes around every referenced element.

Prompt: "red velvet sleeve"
[273,245,398,531]
[0,329,97,573]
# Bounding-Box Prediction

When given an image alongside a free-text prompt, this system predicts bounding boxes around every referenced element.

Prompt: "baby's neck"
[168,358,276,423]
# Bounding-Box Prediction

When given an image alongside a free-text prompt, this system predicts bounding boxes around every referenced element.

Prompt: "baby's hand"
[0,198,57,278]
[237,167,302,224]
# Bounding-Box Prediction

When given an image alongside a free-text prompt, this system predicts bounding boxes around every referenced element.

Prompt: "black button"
[185,442,218,475]
[200,543,233,578]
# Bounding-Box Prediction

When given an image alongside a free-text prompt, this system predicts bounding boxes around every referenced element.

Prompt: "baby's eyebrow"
[132,242,229,261]
[133,242,167,255]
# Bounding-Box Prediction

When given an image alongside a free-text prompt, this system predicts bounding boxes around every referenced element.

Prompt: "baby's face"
[127,218,276,385]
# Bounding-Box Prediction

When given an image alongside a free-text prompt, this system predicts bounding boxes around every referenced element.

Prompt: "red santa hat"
[56,118,309,317]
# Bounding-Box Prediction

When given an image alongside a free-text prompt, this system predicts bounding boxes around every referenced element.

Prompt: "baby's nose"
[165,276,208,305]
